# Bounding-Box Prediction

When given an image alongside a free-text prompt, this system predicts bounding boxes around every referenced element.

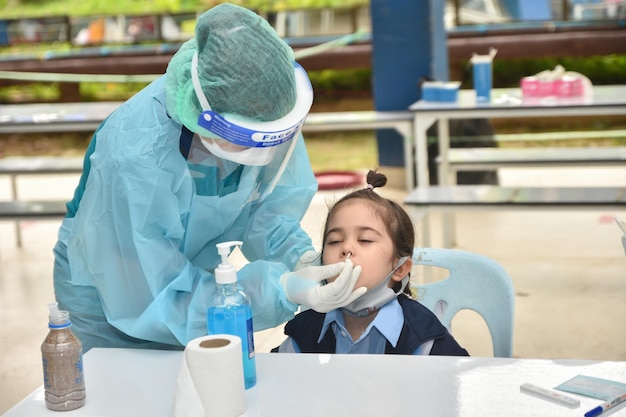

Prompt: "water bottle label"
[75,354,84,384]
[246,317,255,359]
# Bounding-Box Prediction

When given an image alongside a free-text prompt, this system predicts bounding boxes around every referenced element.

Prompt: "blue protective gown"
[52,76,318,351]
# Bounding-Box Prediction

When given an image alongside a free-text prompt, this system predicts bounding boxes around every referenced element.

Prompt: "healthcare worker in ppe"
[52,3,365,352]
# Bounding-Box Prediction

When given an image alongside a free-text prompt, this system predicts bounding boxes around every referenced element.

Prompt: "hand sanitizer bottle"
[207,241,256,389]
[41,302,86,411]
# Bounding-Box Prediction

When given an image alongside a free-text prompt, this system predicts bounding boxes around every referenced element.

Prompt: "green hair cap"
[165,4,297,132]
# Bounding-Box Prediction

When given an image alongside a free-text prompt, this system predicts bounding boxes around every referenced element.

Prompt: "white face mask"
[200,136,278,166]
[342,256,410,317]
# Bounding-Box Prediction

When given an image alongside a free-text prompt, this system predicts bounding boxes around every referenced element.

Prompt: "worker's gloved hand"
[281,258,366,313]
[295,250,321,270]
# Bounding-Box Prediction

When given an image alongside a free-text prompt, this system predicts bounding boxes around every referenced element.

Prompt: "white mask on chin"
[341,256,410,317]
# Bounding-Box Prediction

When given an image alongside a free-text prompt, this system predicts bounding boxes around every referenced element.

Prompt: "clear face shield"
[190,52,313,167]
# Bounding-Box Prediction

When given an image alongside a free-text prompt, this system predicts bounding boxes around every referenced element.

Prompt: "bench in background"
[0,156,82,246]
[0,103,417,188]
[426,144,626,247]
[0,109,415,246]
[0,200,67,220]
[405,185,626,247]
[441,146,626,183]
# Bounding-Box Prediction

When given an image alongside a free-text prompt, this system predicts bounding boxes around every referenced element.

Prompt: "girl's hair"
[321,170,415,295]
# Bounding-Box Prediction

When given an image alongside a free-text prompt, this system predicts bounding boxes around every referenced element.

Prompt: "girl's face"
[323,200,409,290]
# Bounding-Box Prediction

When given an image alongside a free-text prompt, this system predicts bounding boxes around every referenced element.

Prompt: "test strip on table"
[520,383,581,408]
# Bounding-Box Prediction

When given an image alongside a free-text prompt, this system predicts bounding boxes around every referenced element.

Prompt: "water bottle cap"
[47,302,71,328]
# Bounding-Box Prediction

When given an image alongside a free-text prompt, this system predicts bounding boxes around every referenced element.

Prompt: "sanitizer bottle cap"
[215,241,243,284]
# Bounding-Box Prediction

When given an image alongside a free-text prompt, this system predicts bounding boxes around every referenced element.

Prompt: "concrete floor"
[1,166,625,415]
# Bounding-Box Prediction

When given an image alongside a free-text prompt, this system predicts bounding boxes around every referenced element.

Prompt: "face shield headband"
[341,256,410,318]
[191,52,313,149]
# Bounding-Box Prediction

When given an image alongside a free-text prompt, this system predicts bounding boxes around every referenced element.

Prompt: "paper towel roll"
[173,334,246,417]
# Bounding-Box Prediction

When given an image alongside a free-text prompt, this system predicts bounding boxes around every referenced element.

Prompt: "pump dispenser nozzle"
[215,241,243,284]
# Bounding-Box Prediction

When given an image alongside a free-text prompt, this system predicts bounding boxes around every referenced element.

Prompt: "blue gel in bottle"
[208,301,256,389]
[207,241,256,389]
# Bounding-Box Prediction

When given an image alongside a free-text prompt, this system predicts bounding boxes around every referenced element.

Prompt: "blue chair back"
[412,247,515,357]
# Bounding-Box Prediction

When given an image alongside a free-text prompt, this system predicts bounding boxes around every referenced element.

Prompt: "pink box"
[521,76,587,98]
[553,76,586,97]
[521,77,553,97]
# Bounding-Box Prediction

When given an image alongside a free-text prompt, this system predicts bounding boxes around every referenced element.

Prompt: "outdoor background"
[1,1,626,414]
[1,0,625,171]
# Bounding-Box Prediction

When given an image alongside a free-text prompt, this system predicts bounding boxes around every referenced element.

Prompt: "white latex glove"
[281,258,366,313]
[295,250,321,270]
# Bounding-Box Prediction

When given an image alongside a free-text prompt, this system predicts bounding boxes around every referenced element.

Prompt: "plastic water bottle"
[207,241,257,389]
[41,302,86,411]
[471,48,497,102]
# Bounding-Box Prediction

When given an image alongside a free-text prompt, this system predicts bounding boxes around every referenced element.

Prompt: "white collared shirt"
[277,299,434,355]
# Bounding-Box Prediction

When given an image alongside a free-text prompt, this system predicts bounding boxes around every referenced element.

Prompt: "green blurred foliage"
[1,0,624,98]
[313,54,626,95]
[0,0,368,17]
[493,54,626,87]
[0,82,59,102]
[2,54,623,103]
[79,82,151,101]
[0,0,185,16]
[308,68,371,92]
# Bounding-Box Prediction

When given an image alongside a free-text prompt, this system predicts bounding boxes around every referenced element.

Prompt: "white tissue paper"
[173,334,246,417]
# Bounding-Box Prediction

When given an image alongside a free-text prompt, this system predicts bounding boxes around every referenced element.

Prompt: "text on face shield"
[251,120,304,145]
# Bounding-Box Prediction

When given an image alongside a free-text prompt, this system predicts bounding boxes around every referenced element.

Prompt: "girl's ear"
[392,258,412,282]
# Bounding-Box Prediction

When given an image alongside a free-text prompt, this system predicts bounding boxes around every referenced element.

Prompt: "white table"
[4,348,626,417]
[303,111,415,189]
[409,85,626,188]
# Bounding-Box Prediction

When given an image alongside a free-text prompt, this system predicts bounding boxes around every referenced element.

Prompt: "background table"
[4,348,626,417]
[409,85,626,188]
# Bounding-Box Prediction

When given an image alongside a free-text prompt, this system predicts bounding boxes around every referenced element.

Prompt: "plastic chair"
[411,247,515,357]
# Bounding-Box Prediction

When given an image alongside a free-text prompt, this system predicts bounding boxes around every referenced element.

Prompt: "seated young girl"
[273,170,469,355]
